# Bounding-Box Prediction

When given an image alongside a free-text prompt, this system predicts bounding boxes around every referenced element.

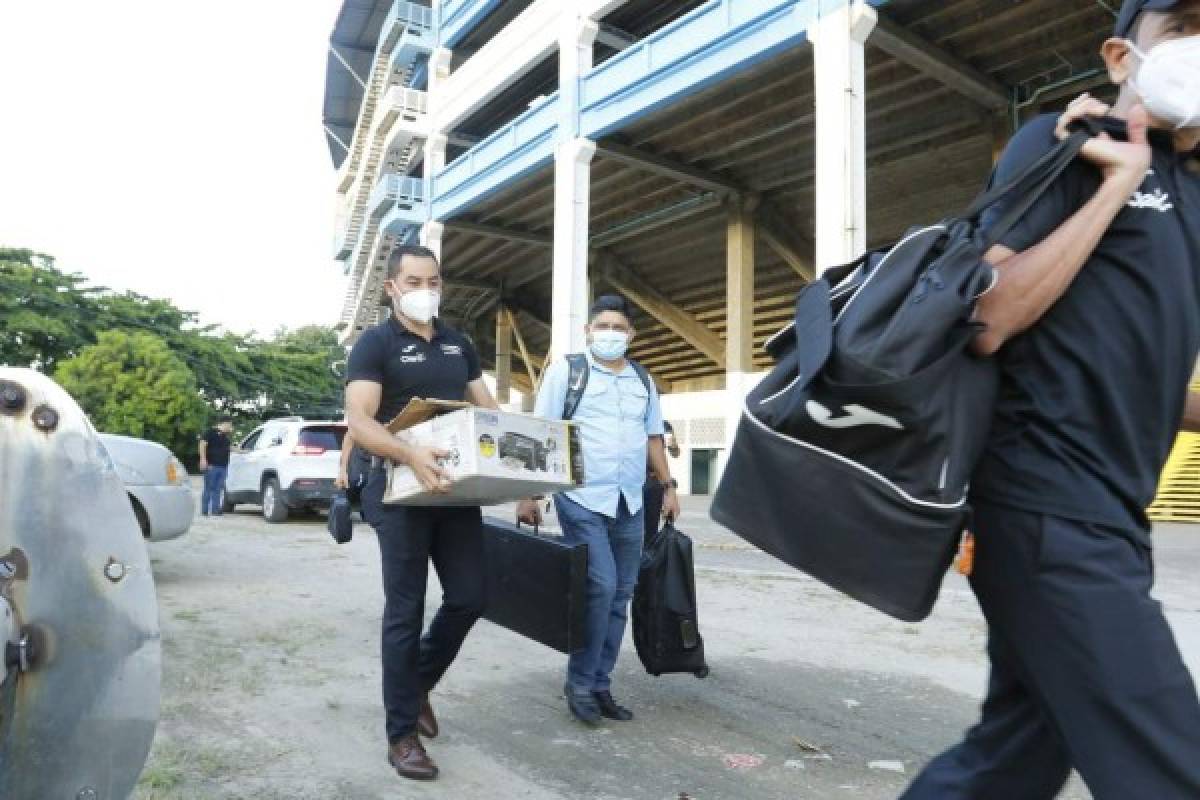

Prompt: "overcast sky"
[0,0,350,338]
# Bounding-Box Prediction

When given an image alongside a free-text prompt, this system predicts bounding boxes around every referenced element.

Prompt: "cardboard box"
[383,399,583,506]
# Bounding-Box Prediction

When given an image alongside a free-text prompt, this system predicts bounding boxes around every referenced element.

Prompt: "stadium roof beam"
[499,296,552,334]
[445,219,551,246]
[593,139,814,279]
[868,14,1010,112]
[594,140,741,197]
[755,202,815,281]
[329,45,371,89]
[590,193,723,248]
[503,307,541,387]
[593,251,726,368]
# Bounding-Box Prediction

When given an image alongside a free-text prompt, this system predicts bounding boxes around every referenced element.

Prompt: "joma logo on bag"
[806,400,903,430]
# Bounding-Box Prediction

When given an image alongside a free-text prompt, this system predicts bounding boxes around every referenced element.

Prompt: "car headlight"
[166,456,187,486]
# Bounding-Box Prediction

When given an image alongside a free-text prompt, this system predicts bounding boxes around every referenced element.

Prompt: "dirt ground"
[131,486,1200,799]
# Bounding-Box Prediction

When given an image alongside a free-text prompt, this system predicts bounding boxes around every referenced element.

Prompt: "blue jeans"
[554,493,644,693]
[201,465,228,515]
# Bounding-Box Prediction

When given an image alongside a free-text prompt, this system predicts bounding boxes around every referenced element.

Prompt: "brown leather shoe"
[418,693,439,739]
[387,734,438,781]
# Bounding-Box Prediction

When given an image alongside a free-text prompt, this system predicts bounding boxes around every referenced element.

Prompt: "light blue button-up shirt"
[534,353,665,518]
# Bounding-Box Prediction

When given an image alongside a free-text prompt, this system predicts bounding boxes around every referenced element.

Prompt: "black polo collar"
[388,315,447,342]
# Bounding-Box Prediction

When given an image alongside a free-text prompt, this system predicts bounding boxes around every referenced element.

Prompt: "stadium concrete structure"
[323,0,1121,495]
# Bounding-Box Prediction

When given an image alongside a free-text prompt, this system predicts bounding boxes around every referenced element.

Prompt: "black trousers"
[643,479,665,543]
[902,501,1200,800]
[362,469,486,743]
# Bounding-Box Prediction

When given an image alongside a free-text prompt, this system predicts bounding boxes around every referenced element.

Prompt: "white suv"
[223,418,347,523]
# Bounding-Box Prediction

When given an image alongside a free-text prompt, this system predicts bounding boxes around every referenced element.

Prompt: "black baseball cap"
[1114,0,1182,38]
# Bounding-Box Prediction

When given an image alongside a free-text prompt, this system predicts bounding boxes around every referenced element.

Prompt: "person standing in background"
[643,420,681,541]
[198,416,233,516]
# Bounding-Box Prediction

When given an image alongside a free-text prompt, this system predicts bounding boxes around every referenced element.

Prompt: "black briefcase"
[481,517,588,654]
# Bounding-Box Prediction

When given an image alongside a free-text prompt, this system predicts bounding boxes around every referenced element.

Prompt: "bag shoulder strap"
[562,354,589,420]
[964,121,1099,250]
[561,355,654,420]
[628,360,654,399]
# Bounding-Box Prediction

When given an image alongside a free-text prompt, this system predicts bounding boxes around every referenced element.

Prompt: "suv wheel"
[221,495,236,514]
[262,478,289,523]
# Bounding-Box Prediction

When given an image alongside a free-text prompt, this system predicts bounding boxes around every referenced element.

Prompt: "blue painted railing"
[431,92,560,220]
[439,0,504,48]
[581,0,817,139]
[430,0,890,220]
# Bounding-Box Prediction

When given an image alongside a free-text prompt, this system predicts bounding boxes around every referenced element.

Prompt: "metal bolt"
[31,404,58,432]
[0,381,26,414]
[76,788,98,800]
[103,560,126,583]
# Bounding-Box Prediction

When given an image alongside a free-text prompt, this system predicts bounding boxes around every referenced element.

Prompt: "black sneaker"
[593,690,634,721]
[563,684,601,725]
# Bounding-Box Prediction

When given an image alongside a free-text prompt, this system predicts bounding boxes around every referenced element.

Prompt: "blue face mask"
[590,329,630,361]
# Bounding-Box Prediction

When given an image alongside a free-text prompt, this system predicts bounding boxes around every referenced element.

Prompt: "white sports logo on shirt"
[1128,170,1174,212]
[1127,187,1174,212]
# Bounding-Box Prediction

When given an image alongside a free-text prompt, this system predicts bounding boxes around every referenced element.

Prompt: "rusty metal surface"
[0,367,160,800]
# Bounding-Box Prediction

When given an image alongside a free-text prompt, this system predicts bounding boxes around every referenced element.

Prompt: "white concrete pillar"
[551,138,596,358]
[811,2,877,274]
[426,47,453,122]
[423,46,453,257]
[421,132,449,258]
[550,11,600,359]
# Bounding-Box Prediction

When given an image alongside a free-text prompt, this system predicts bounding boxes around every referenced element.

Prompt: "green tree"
[0,248,98,370]
[250,326,344,419]
[3,243,347,430]
[55,330,208,458]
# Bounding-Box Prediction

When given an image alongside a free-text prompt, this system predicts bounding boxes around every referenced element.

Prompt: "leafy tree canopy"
[1,247,346,459]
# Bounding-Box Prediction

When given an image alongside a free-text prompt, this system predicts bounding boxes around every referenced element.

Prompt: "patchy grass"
[134,739,237,800]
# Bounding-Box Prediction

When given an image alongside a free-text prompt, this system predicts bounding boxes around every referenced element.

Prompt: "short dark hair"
[386,244,440,280]
[589,294,633,323]
[217,415,232,424]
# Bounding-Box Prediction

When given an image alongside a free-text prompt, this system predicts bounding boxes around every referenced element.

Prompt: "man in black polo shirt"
[903,2,1200,798]
[198,416,233,516]
[344,244,498,782]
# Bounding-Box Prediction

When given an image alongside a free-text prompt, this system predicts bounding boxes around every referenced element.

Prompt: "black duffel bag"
[327,491,353,544]
[632,521,710,678]
[711,125,1095,622]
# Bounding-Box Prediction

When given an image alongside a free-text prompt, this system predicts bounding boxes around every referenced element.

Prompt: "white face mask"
[1128,36,1200,130]
[394,288,440,323]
